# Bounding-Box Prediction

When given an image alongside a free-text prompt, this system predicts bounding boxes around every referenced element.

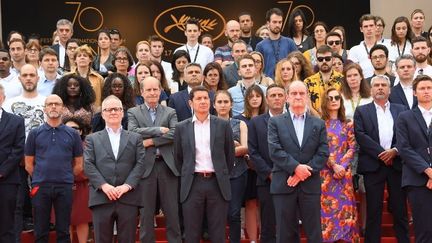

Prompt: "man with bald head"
[214,20,252,68]
[268,81,328,243]
[25,94,83,243]
[128,77,181,243]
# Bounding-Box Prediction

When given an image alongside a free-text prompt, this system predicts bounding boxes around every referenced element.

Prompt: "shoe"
[22,221,34,233]
[202,231,210,240]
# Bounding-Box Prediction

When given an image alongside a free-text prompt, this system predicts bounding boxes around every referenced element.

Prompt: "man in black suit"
[0,84,25,242]
[128,77,181,243]
[396,75,432,242]
[389,54,418,109]
[354,75,409,243]
[174,85,235,243]
[168,63,215,122]
[248,84,286,243]
[51,19,73,69]
[84,95,145,243]
[268,81,329,243]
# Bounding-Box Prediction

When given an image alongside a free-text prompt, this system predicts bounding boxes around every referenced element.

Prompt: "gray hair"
[370,75,391,86]
[102,95,123,109]
[56,19,73,31]
[395,54,416,69]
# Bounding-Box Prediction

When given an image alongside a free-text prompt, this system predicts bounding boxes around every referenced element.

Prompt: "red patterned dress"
[320,119,360,242]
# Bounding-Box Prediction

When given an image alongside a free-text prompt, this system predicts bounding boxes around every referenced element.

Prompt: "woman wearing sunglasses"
[326,32,349,64]
[340,63,372,120]
[319,87,359,242]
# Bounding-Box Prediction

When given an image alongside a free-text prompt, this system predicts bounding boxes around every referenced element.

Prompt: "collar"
[289,109,306,120]
[42,122,64,130]
[186,43,199,50]
[106,126,123,134]
[145,102,158,111]
[192,114,210,123]
[400,82,413,89]
[418,105,432,115]
[374,101,390,110]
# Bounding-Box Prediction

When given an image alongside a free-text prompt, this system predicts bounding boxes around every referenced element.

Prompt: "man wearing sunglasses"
[304,45,343,113]
[0,49,20,100]
[354,75,409,243]
[325,32,347,63]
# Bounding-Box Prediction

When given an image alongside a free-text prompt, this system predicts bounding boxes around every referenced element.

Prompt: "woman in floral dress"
[320,87,359,242]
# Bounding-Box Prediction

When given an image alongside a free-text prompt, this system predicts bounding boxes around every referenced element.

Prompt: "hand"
[427,179,432,190]
[294,164,312,181]
[424,168,432,179]
[332,164,346,179]
[234,140,241,147]
[114,184,131,198]
[143,139,154,148]
[160,127,169,134]
[268,173,272,181]
[287,174,301,187]
[101,183,119,201]
[378,149,397,165]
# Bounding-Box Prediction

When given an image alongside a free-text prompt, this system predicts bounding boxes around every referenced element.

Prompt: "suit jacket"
[354,102,407,173]
[248,112,273,186]
[268,112,329,194]
[389,83,418,109]
[51,44,66,68]
[396,107,432,187]
[168,89,215,122]
[84,129,145,208]
[223,63,241,88]
[127,104,179,177]
[0,110,25,184]
[174,115,235,203]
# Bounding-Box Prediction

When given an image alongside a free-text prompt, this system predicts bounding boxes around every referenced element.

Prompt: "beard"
[22,83,37,92]
[270,27,281,35]
[415,54,428,63]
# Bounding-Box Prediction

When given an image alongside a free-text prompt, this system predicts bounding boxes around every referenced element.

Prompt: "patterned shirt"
[214,44,253,63]
[304,70,343,111]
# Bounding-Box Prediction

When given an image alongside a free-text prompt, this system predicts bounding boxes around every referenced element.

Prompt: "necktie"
[150,108,156,123]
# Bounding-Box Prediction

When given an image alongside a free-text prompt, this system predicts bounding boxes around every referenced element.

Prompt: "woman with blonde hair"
[255,25,270,39]
[250,51,274,86]
[274,58,298,90]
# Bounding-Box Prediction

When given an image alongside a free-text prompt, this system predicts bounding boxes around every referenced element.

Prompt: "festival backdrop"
[2,0,370,60]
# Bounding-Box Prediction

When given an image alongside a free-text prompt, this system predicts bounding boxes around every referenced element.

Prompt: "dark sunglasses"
[317,56,332,62]
[327,40,341,46]
[0,56,10,61]
[327,95,341,101]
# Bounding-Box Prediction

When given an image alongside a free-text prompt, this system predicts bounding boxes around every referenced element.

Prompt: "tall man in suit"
[128,77,181,243]
[174,85,235,243]
[354,75,409,243]
[248,84,286,243]
[168,63,215,121]
[268,81,329,243]
[389,54,418,109]
[51,19,73,69]
[0,84,25,242]
[84,95,145,243]
[396,75,432,242]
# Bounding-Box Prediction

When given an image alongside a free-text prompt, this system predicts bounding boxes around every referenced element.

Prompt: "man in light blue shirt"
[37,48,60,96]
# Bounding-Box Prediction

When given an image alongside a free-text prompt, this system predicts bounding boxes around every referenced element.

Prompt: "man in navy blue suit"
[248,84,286,243]
[397,74,432,242]
[354,75,409,243]
[0,84,25,242]
[389,55,418,109]
[168,63,215,122]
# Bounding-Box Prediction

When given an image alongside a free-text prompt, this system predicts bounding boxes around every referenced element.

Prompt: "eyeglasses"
[371,54,386,60]
[253,59,262,64]
[317,56,332,62]
[0,56,10,61]
[27,48,39,53]
[327,95,341,101]
[327,40,341,46]
[102,107,123,113]
[115,57,129,62]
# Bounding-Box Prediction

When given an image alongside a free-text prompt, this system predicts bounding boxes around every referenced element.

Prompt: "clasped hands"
[101,183,131,201]
[287,164,313,187]
[378,148,397,166]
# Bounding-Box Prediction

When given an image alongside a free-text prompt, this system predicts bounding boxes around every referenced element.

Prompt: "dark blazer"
[389,83,418,109]
[174,115,235,202]
[0,110,25,184]
[127,104,179,177]
[168,89,215,122]
[396,107,432,187]
[268,112,329,194]
[354,102,407,173]
[84,129,145,208]
[248,112,272,186]
[223,63,241,88]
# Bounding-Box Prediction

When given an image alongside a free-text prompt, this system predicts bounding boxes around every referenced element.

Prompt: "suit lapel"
[0,110,10,133]
[139,105,154,125]
[154,105,163,125]
[101,130,116,160]
[187,119,196,156]
[413,107,428,137]
[117,130,129,160]
[396,85,409,107]
[181,90,192,114]
[285,113,300,148]
[367,103,379,135]
[210,116,216,149]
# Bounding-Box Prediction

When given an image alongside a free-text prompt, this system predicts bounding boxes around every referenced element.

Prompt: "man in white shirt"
[37,48,60,97]
[411,36,432,78]
[389,55,418,109]
[51,19,73,68]
[149,35,173,82]
[174,18,214,70]
[0,49,19,100]
[348,14,377,78]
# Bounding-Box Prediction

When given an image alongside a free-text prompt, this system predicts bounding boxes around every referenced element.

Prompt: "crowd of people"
[1,5,432,243]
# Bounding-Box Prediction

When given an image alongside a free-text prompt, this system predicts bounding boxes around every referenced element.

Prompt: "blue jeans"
[32,184,73,243]
[228,171,247,243]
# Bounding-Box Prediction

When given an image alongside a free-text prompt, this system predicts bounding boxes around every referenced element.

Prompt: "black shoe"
[22,220,34,233]
[202,231,210,240]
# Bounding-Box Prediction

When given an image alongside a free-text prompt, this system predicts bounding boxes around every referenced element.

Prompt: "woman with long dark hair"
[303,21,329,67]
[203,62,228,91]
[287,9,314,52]
[92,29,115,78]
[171,50,191,93]
[387,16,413,67]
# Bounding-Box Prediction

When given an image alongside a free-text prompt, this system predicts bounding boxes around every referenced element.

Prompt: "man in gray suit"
[174,85,235,243]
[128,77,181,243]
[268,81,329,243]
[84,95,145,243]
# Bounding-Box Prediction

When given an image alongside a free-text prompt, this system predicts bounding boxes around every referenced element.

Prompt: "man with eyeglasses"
[354,75,409,243]
[109,29,122,53]
[304,45,343,113]
[37,48,60,97]
[366,44,396,87]
[84,95,145,243]
[375,16,391,45]
[411,36,432,78]
[25,94,83,243]
[0,49,20,100]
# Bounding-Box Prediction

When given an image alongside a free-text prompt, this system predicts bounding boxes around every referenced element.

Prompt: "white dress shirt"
[418,105,432,130]
[175,43,214,70]
[106,126,122,159]
[59,44,66,68]
[192,114,214,172]
[400,82,414,108]
[375,101,393,150]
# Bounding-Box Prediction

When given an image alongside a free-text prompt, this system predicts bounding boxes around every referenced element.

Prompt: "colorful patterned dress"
[320,119,360,242]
